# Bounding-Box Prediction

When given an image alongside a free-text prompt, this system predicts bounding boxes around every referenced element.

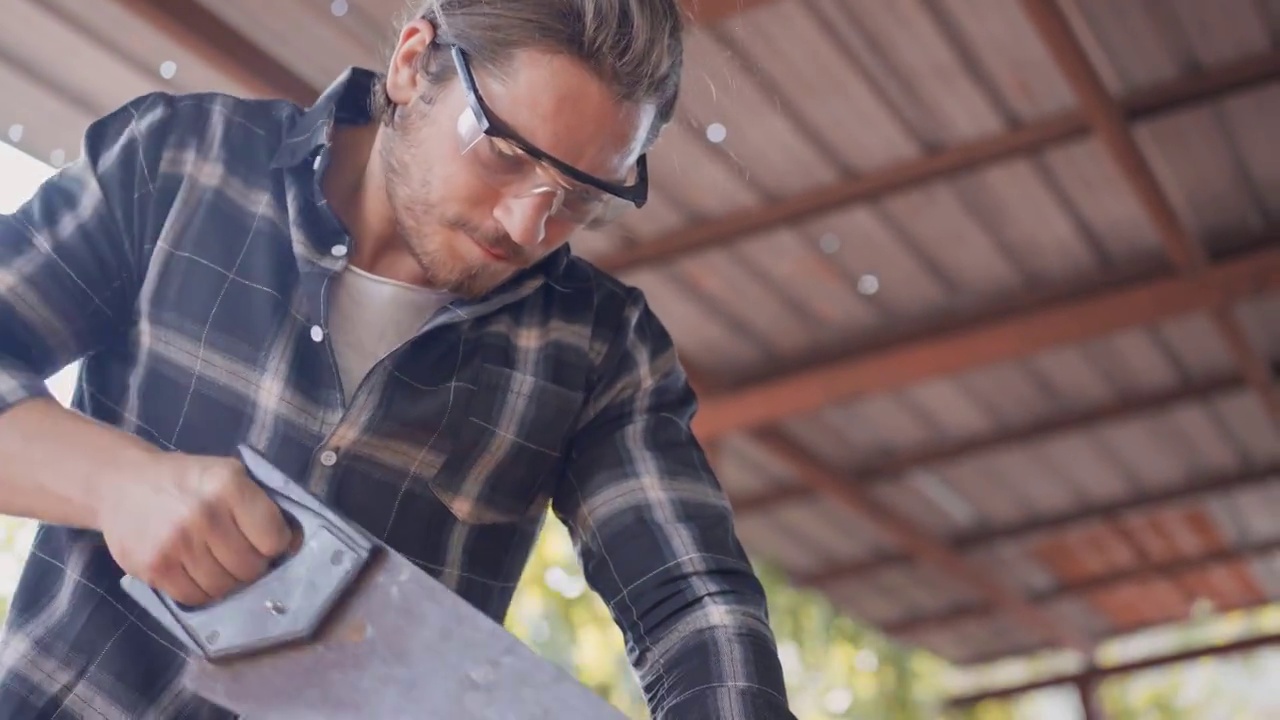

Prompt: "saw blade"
[180,549,628,719]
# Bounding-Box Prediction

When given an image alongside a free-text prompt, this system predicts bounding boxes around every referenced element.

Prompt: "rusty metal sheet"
[182,549,626,719]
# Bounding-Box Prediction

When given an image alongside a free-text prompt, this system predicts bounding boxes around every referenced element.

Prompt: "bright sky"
[0,140,55,212]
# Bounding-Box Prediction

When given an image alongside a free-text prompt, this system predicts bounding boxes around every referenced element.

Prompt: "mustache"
[443,218,525,261]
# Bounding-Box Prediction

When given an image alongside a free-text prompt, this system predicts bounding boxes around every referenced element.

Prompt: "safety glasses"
[448,44,649,228]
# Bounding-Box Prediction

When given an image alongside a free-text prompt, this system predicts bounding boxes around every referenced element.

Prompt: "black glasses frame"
[448,43,649,209]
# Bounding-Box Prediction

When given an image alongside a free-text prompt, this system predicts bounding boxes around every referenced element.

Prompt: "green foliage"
[0,515,36,626]
[504,517,953,719]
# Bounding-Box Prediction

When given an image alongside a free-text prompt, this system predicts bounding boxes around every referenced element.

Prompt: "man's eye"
[562,186,599,207]
[486,139,524,166]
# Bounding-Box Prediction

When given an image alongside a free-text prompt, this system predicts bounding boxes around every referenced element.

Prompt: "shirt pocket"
[425,364,584,525]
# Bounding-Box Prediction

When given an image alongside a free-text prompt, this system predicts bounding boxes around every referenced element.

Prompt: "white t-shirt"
[327,264,454,403]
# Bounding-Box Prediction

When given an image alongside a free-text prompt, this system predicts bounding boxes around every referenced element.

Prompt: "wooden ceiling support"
[803,463,1280,588]
[885,534,1280,639]
[752,430,1094,652]
[949,630,1280,706]
[1013,0,1280,640]
[730,373,1243,515]
[694,244,1280,440]
[1020,0,1280,432]
[595,49,1280,275]
[112,0,316,104]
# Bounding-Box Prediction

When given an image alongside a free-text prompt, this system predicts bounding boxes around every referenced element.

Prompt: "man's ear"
[385,19,439,107]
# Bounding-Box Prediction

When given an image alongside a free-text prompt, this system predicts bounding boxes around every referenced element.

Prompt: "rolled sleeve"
[552,289,794,719]
[0,93,173,415]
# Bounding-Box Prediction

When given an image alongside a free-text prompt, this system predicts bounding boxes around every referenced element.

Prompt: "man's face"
[380,25,654,298]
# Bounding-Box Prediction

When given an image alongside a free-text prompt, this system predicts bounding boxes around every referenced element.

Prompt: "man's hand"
[97,453,296,607]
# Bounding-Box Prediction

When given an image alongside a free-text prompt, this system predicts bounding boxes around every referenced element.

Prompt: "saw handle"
[120,444,377,662]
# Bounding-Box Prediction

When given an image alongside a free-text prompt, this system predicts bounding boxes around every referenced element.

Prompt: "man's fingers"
[163,567,213,609]
[228,476,294,559]
[183,540,240,601]
[206,507,270,584]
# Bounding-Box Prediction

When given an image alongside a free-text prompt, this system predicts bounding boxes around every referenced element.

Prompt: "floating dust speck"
[857,274,880,296]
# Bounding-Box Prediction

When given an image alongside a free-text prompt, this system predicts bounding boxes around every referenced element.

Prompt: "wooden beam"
[596,50,1280,275]
[885,535,1280,638]
[730,373,1241,515]
[803,464,1280,588]
[692,244,1280,440]
[111,0,316,104]
[949,630,1280,706]
[736,370,1243,636]
[752,430,1094,653]
[1212,305,1280,422]
[1019,0,1208,272]
[1020,0,1280,433]
[1078,676,1106,720]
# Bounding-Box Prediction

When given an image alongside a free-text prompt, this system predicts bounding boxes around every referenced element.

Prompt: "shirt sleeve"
[551,288,796,720]
[0,93,173,414]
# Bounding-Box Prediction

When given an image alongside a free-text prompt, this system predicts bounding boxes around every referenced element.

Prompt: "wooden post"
[1077,675,1106,720]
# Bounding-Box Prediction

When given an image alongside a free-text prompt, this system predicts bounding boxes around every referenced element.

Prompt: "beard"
[378,106,531,300]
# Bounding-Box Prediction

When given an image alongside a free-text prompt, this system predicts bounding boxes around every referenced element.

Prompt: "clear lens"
[455,106,628,228]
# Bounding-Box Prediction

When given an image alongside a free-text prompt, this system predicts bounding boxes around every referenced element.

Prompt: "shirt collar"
[272,67,380,169]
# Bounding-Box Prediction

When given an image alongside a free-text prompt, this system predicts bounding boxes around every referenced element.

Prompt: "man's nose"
[494,192,555,248]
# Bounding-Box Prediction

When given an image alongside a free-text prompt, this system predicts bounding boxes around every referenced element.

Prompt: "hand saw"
[120,444,628,719]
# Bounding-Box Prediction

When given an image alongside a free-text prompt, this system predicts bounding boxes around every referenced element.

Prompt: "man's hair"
[372,0,685,150]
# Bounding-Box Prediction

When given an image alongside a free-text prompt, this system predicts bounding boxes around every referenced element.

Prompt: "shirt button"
[330,244,348,258]
[310,325,325,342]
[319,450,338,467]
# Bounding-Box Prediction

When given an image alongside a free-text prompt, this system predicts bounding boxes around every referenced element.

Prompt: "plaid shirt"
[0,69,792,719]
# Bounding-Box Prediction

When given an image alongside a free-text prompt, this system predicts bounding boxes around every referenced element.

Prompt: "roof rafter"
[750,430,1095,652]
[950,630,1280,706]
[729,373,1243,516]
[692,243,1280,440]
[886,535,1280,639]
[112,0,315,104]
[596,50,1280,275]
[802,464,1280,588]
[1019,0,1280,432]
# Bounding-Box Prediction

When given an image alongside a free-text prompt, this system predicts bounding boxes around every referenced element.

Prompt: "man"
[0,1,795,718]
